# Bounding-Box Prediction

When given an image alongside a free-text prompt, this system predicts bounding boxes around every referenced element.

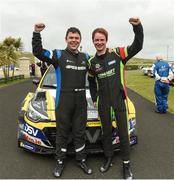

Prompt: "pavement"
[0,79,174,179]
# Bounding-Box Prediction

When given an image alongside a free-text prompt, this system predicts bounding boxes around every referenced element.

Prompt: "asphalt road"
[0,79,174,179]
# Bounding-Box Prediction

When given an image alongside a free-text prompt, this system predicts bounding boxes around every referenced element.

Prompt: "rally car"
[18,65,137,154]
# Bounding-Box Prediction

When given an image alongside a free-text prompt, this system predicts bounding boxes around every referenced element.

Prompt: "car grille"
[43,127,56,147]
[42,125,136,149]
[43,126,102,147]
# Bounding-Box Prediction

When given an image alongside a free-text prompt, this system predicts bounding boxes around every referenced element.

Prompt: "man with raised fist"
[32,24,92,178]
[88,17,144,179]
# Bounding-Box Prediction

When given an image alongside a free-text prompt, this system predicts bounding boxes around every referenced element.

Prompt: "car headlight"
[27,102,49,122]
[129,118,136,129]
[129,118,137,136]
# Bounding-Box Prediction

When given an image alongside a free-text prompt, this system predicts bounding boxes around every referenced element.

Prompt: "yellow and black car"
[18,65,137,154]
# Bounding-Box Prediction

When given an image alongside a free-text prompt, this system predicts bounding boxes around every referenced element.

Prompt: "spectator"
[152,55,173,113]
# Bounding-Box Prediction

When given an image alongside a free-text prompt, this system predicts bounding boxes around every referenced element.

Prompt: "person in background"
[31,63,35,76]
[29,64,35,77]
[152,55,173,113]
[88,17,144,179]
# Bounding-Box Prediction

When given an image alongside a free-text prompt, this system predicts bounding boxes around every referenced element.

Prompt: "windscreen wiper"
[42,84,57,89]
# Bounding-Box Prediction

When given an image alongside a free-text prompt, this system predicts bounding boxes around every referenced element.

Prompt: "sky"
[0,0,174,61]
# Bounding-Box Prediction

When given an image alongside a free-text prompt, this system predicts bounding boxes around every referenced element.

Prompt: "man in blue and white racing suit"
[152,55,173,113]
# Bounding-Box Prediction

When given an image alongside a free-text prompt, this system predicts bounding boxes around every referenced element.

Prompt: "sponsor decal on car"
[22,131,52,148]
[23,132,41,145]
[112,136,120,145]
[130,136,137,145]
[85,129,101,143]
[24,123,38,136]
[22,122,47,141]
[86,121,101,127]
[20,142,35,151]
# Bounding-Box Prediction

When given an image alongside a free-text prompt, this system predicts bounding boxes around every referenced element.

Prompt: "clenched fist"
[129,17,141,25]
[34,23,45,33]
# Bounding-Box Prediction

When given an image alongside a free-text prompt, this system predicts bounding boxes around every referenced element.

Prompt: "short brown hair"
[92,28,108,41]
[65,27,81,39]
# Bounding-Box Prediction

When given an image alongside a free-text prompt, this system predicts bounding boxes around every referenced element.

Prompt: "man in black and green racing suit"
[88,17,144,179]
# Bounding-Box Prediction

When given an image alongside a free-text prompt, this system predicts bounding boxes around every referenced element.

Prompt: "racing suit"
[88,24,144,161]
[152,60,173,113]
[32,32,89,161]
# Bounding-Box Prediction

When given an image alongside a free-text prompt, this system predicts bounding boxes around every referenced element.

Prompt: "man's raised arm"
[32,23,56,66]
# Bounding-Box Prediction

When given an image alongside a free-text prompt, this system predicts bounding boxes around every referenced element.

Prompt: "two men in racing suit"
[152,55,173,113]
[88,17,144,179]
[32,24,92,177]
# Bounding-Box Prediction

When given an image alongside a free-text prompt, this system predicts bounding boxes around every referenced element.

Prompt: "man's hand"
[160,77,170,83]
[34,23,45,33]
[129,17,141,26]
[160,79,170,84]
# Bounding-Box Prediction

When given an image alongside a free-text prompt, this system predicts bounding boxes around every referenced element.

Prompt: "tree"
[0,37,22,79]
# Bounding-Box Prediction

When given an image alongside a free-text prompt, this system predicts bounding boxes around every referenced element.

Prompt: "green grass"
[127,57,155,65]
[0,79,28,89]
[126,70,174,114]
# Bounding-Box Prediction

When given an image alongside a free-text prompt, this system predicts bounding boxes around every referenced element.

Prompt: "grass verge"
[126,70,174,114]
[0,79,28,89]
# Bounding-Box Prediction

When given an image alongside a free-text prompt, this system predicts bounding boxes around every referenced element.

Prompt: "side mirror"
[32,78,40,86]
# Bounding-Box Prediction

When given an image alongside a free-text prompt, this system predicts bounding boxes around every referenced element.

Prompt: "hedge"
[125,64,140,70]
[0,75,24,83]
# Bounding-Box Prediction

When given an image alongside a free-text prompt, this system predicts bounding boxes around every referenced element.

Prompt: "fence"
[0,75,24,84]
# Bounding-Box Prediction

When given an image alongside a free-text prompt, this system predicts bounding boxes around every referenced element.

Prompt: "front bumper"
[18,125,137,155]
[18,112,137,154]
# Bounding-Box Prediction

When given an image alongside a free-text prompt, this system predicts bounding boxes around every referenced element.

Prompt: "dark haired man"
[32,23,92,178]
[88,17,144,179]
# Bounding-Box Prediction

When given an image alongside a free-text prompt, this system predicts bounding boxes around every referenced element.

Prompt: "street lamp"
[166,45,169,60]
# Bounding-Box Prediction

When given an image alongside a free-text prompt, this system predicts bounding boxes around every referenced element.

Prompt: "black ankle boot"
[53,159,64,178]
[78,159,92,175]
[100,157,113,173]
[123,162,133,180]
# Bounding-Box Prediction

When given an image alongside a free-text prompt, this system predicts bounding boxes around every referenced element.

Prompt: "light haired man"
[152,55,173,113]
[88,17,144,179]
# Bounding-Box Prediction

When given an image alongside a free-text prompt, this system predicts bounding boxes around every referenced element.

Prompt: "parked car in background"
[142,66,154,77]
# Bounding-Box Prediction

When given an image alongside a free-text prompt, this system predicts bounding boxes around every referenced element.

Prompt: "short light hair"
[156,55,163,60]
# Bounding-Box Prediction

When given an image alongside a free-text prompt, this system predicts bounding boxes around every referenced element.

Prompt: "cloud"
[0,0,174,60]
